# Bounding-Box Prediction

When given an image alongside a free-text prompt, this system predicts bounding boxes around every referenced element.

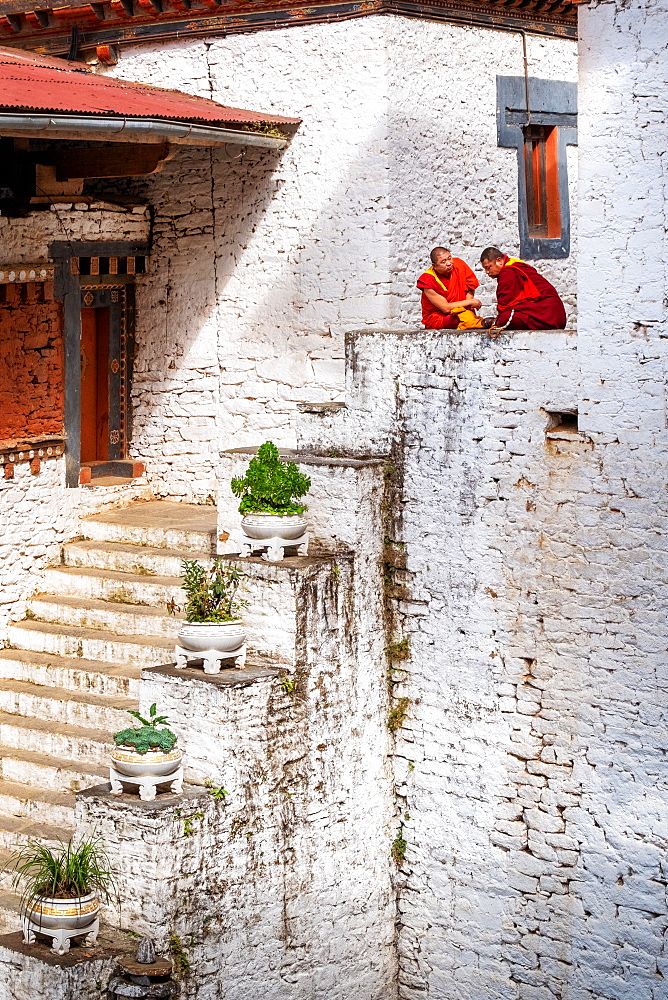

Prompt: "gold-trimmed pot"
[111,745,182,778]
[26,892,99,931]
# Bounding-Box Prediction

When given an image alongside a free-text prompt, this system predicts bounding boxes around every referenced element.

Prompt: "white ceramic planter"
[26,893,99,931]
[111,745,183,778]
[241,513,307,540]
[177,620,246,653]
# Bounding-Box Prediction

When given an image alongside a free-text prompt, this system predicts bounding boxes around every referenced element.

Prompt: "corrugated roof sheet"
[0,46,299,125]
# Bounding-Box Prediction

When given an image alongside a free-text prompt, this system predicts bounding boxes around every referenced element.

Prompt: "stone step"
[0,890,21,935]
[27,593,183,640]
[0,711,113,764]
[0,680,131,735]
[63,539,211,579]
[0,814,71,852]
[0,780,74,829]
[0,745,107,794]
[0,649,140,699]
[42,566,183,607]
[7,620,174,667]
[79,500,217,552]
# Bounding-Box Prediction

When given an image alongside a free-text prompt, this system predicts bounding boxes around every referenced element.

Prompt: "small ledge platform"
[0,924,127,966]
[142,662,280,690]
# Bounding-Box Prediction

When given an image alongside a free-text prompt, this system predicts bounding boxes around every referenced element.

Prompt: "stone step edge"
[0,648,141,681]
[8,619,175,650]
[0,678,136,713]
[29,592,184,620]
[0,710,116,744]
[63,539,213,563]
[0,743,108,781]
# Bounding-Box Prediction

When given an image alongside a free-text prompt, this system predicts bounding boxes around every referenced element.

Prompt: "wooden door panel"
[95,308,110,461]
[80,308,97,463]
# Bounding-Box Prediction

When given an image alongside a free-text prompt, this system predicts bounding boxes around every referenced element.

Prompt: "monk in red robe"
[480,247,566,330]
[417,247,483,329]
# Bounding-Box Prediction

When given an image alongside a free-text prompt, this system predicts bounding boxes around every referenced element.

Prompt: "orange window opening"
[523,125,561,240]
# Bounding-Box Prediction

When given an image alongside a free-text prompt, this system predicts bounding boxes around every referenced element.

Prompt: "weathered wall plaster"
[77,530,396,999]
[0,204,153,635]
[96,15,576,505]
[297,317,668,1000]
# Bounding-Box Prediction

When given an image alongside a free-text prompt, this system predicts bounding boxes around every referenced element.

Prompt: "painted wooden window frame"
[496,76,577,260]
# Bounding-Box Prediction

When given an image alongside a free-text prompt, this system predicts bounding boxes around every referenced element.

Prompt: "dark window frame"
[497,76,577,260]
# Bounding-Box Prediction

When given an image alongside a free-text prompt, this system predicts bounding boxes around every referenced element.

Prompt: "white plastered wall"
[104,15,576,502]
[0,204,153,633]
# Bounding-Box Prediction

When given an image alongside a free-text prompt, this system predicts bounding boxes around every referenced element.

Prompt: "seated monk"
[480,247,566,330]
[417,247,484,329]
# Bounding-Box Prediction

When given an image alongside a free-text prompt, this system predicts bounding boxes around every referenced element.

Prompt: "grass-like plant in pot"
[175,558,248,657]
[231,441,312,541]
[9,836,117,954]
[111,703,182,779]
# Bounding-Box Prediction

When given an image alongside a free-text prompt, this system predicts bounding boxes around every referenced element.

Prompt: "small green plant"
[388,697,410,732]
[386,636,410,661]
[169,933,191,976]
[205,780,229,802]
[172,559,248,623]
[24,608,35,620]
[391,827,407,865]
[113,703,178,755]
[231,441,311,516]
[279,675,294,694]
[8,837,118,913]
[182,811,204,837]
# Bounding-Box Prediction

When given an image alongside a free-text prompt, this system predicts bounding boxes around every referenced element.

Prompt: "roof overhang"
[0,45,300,149]
[0,112,289,148]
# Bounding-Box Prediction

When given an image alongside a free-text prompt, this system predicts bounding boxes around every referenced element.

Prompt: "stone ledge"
[297,402,347,415]
[0,925,127,967]
[222,446,385,468]
[142,661,280,691]
[227,552,352,577]
[77,781,208,812]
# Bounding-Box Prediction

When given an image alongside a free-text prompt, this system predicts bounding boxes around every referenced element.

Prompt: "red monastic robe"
[495,256,566,330]
[417,259,479,329]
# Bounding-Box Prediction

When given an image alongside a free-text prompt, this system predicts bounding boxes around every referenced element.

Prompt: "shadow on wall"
[88,87,577,492]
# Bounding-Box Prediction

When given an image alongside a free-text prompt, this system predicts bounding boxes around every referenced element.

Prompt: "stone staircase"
[0,501,217,932]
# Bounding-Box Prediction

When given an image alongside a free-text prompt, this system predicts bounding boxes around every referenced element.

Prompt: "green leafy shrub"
[9,836,118,909]
[230,441,311,516]
[113,703,177,754]
[176,559,247,623]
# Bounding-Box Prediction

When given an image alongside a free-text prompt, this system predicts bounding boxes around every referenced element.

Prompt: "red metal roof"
[0,45,299,125]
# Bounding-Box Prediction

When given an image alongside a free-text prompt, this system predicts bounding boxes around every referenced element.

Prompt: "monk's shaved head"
[480,246,504,263]
[430,246,451,263]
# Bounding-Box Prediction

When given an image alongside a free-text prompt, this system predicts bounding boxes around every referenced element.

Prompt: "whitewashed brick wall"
[0,205,153,635]
[105,16,576,502]
[297,313,668,999]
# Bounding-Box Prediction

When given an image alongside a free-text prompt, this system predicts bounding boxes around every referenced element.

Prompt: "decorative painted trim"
[0,263,55,283]
[0,0,577,56]
[1,435,66,479]
[496,75,577,260]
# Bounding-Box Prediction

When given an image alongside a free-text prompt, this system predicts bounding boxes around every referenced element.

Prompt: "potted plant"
[173,558,248,654]
[111,703,182,778]
[231,441,312,540]
[9,836,117,954]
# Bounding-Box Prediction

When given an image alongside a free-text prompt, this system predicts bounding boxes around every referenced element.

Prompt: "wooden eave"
[0,0,577,55]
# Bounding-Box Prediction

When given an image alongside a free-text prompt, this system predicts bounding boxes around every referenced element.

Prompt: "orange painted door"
[80,307,110,463]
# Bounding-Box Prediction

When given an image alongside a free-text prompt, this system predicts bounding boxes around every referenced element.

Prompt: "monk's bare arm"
[423,288,481,314]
